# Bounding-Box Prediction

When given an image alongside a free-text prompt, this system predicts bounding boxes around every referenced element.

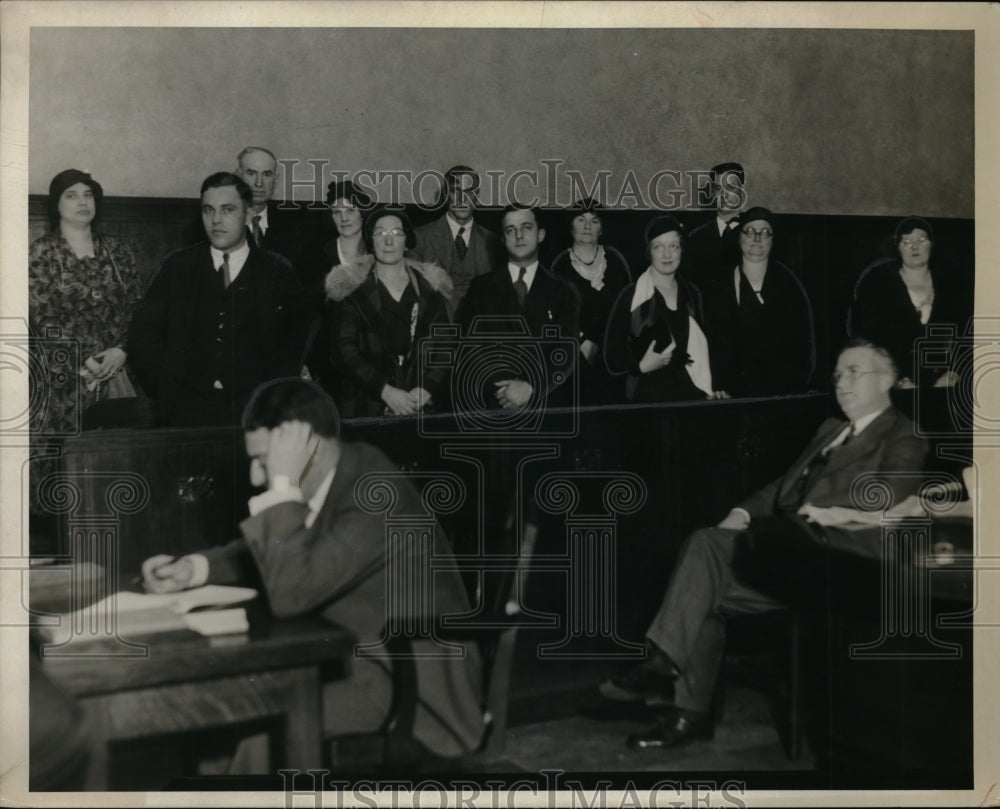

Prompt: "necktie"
[455,226,468,260]
[252,214,263,248]
[220,252,232,289]
[514,266,528,309]
[795,423,855,507]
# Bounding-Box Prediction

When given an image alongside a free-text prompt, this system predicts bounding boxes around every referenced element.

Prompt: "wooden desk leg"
[281,666,323,770]
[80,701,111,790]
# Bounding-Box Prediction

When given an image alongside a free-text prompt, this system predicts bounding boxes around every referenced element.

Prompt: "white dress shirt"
[508,261,539,292]
[210,241,250,284]
[446,213,475,246]
[248,205,270,235]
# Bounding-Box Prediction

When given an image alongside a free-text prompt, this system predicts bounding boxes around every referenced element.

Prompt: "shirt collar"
[210,240,250,269]
[508,261,539,289]
[249,205,270,232]
[446,213,474,240]
[305,469,336,529]
[717,213,741,237]
[852,407,887,436]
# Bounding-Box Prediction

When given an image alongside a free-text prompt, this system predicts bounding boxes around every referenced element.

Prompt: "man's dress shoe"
[626,707,713,750]
[598,663,675,704]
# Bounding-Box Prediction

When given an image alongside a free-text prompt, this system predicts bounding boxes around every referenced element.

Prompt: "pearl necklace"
[571,246,599,266]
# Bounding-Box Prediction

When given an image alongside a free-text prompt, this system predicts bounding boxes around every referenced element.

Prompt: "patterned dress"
[28,230,142,437]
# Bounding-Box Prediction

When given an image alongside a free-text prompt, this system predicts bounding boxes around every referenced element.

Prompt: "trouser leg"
[645,525,785,713]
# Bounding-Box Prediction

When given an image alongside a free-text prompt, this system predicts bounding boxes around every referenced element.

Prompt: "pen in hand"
[131,556,177,588]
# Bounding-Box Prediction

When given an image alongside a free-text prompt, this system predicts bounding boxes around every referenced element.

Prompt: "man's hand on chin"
[267,421,319,484]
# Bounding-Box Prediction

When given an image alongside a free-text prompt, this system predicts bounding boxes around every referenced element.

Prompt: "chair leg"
[787,614,803,761]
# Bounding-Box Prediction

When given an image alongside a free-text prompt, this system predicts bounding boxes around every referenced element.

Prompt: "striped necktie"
[219,252,232,289]
[514,267,528,309]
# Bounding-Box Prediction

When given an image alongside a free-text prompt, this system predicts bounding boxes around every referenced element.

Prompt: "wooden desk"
[41,605,355,789]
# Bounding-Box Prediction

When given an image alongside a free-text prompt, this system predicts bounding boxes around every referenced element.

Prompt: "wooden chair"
[725,609,805,761]
[328,501,542,772]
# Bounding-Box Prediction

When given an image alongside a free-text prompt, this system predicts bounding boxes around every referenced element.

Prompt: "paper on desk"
[183,607,250,636]
[36,587,256,644]
[107,585,258,615]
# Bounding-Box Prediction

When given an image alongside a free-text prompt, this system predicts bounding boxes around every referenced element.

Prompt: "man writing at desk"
[141,378,484,765]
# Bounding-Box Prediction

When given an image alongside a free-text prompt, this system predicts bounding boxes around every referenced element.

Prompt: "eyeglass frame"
[831,367,884,384]
[899,235,930,248]
[740,226,773,241]
[373,228,407,239]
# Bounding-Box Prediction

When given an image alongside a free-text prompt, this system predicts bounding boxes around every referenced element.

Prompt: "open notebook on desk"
[38,585,258,644]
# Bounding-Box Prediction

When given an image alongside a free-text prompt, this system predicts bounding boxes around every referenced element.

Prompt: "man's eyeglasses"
[741,227,773,241]
[374,228,407,239]
[831,368,882,384]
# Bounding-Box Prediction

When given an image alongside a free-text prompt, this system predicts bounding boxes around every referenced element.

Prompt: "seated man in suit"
[235,145,302,265]
[127,172,312,427]
[598,338,928,749]
[141,378,485,765]
[458,204,580,412]
[412,165,505,316]
[685,161,746,293]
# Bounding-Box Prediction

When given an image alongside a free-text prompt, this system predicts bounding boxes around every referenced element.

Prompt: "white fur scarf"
[325,254,454,303]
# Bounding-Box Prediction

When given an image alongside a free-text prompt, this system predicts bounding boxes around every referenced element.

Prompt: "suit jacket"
[459,265,581,406]
[412,216,505,316]
[202,441,485,758]
[127,243,313,425]
[686,216,740,293]
[330,260,452,419]
[738,407,928,519]
[248,203,303,266]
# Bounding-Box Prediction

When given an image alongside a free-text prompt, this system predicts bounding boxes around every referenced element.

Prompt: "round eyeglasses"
[831,368,882,384]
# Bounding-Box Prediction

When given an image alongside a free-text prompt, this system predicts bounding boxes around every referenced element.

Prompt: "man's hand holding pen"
[141,554,194,593]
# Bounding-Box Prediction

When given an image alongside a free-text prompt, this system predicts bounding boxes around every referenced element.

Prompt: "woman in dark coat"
[702,206,816,397]
[604,215,720,403]
[551,198,632,405]
[296,180,375,395]
[328,208,452,419]
[849,216,967,389]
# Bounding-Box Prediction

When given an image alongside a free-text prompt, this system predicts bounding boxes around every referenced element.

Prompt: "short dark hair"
[840,337,899,382]
[326,179,376,210]
[201,172,253,207]
[710,162,745,184]
[444,165,480,191]
[363,207,417,251]
[501,204,543,230]
[436,165,480,208]
[242,378,341,438]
